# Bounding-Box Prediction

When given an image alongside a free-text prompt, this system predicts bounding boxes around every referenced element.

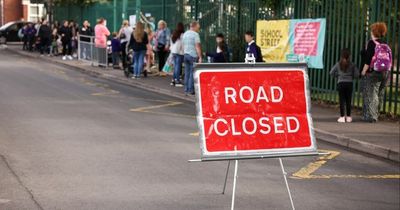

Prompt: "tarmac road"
[0,50,399,210]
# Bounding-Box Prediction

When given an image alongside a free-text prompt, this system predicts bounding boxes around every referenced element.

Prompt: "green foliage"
[259,0,281,11]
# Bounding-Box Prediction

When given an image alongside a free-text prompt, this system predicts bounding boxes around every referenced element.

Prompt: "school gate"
[54,0,399,116]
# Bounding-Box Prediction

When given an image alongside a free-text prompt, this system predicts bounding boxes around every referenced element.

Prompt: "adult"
[94,18,110,66]
[79,20,93,59]
[59,20,73,60]
[128,22,148,79]
[182,21,202,95]
[244,31,263,62]
[360,22,390,122]
[26,23,37,52]
[170,22,185,87]
[118,20,133,69]
[154,20,171,76]
[206,33,229,63]
[38,20,52,55]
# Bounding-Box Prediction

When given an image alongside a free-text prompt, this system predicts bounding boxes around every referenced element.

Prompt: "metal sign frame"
[194,63,318,161]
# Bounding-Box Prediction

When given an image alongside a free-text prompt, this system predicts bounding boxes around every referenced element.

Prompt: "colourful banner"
[257,19,326,69]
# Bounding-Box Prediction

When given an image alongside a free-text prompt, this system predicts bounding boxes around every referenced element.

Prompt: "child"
[330,48,359,123]
[111,32,121,69]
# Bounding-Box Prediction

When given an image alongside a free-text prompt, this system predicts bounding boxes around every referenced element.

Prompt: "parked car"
[0,21,32,44]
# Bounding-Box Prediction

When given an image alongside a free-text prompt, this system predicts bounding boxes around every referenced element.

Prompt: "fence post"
[122,0,127,20]
[113,0,117,32]
[194,0,198,20]
[136,0,141,22]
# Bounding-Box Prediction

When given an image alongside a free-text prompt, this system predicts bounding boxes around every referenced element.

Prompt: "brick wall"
[3,0,23,24]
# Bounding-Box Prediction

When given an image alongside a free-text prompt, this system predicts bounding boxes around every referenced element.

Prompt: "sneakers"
[337,117,346,123]
[175,83,183,87]
[67,55,73,60]
[62,56,67,60]
[337,116,353,123]
[170,80,175,86]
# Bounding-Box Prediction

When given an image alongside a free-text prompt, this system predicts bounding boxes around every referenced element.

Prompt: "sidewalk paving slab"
[5,45,399,162]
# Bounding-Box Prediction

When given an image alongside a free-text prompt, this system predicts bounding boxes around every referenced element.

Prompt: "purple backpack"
[370,40,392,72]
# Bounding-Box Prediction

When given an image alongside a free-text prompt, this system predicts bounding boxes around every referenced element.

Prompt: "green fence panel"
[53,0,399,116]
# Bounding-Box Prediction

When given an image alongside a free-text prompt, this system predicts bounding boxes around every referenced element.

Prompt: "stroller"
[123,49,148,78]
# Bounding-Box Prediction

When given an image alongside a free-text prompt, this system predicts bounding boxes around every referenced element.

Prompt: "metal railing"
[77,34,108,67]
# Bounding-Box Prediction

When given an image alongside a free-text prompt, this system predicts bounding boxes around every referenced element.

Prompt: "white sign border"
[194,63,318,160]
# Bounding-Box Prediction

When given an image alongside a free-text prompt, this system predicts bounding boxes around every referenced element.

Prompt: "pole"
[231,160,238,210]
[162,0,166,21]
[113,0,117,32]
[122,0,127,20]
[279,158,295,210]
[194,0,198,20]
[136,0,141,23]
[222,160,231,194]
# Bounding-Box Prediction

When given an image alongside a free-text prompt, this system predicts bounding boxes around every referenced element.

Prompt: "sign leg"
[222,160,231,194]
[231,160,239,210]
[279,158,295,210]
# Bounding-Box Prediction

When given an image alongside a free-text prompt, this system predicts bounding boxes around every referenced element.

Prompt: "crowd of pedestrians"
[18,18,391,122]
[20,19,80,60]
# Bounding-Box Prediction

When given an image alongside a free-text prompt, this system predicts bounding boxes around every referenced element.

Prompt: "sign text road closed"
[194,64,317,159]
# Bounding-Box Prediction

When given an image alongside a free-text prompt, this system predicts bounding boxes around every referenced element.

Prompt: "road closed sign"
[194,63,317,160]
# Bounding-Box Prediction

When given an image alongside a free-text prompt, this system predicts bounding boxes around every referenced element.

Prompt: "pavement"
[0,49,399,210]
[5,44,399,162]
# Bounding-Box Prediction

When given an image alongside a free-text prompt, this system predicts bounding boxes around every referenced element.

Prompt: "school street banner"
[256,18,326,69]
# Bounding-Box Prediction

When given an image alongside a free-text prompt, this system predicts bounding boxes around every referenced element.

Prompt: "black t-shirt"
[361,39,385,69]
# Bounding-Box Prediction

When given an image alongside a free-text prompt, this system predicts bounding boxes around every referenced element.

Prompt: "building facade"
[0,0,44,26]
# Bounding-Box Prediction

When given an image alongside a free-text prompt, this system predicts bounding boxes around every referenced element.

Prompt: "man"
[244,31,263,62]
[182,21,202,95]
[38,20,52,55]
[79,20,93,59]
[59,20,73,60]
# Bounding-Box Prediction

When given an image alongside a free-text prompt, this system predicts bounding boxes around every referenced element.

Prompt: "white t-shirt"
[120,26,133,43]
[170,34,184,55]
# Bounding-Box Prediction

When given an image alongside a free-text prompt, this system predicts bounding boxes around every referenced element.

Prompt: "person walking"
[38,20,52,55]
[360,22,391,122]
[79,20,93,60]
[330,48,359,123]
[111,32,121,69]
[118,20,133,69]
[182,21,202,95]
[170,22,185,87]
[94,18,110,67]
[154,20,171,76]
[59,20,73,60]
[128,22,148,79]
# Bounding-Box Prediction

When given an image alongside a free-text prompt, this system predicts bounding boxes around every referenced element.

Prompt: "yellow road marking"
[91,90,120,96]
[130,101,183,112]
[291,149,400,179]
[189,132,200,136]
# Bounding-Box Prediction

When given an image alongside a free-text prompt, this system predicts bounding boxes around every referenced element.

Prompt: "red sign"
[195,65,317,159]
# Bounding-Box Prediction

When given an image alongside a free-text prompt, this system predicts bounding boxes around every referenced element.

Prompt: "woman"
[360,22,389,122]
[129,22,148,79]
[169,22,185,87]
[145,25,154,74]
[330,48,359,123]
[154,20,171,76]
[94,18,110,67]
[118,20,133,69]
